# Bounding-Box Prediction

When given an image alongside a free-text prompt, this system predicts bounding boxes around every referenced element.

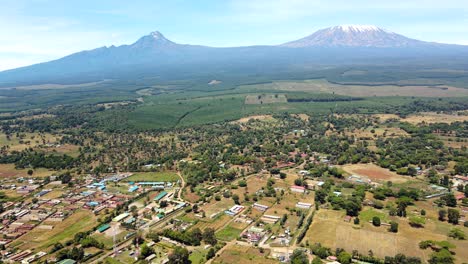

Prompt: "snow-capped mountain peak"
[334,25,385,33]
[131,30,177,48]
[150,31,165,40]
[281,25,426,48]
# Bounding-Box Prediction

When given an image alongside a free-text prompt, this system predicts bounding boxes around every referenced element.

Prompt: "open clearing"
[234,115,275,123]
[124,171,179,182]
[213,244,275,264]
[240,79,468,98]
[341,163,410,183]
[4,81,106,90]
[402,111,468,124]
[245,94,287,104]
[16,209,97,251]
[0,164,56,178]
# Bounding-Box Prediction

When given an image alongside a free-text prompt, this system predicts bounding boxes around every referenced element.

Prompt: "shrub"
[372,216,381,226]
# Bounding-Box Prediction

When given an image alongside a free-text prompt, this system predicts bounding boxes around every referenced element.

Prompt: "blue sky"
[1,0,467,70]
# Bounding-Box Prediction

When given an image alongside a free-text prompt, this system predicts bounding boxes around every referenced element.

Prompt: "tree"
[238,180,247,187]
[409,216,425,228]
[338,251,352,264]
[206,248,215,260]
[168,246,191,264]
[60,172,72,184]
[232,194,240,205]
[389,221,399,233]
[344,199,361,217]
[438,209,447,221]
[160,200,168,208]
[294,178,304,186]
[202,228,217,245]
[443,193,457,207]
[354,217,360,225]
[429,249,454,264]
[191,228,203,245]
[372,216,381,226]
[139,244,155,259]
[280,172,287,179]
[311,257,323,264]
[447,209,460,224]
[290,249,308,264]
[147,232,160,242]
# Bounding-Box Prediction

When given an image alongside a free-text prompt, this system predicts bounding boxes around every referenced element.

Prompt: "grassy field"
[190,248,209,264]
[16,209,97,251]
[216,225,243,241]
[359,208,388,223]
[124,171,179,182]
[239,79,468,98]
[191,214,231,231]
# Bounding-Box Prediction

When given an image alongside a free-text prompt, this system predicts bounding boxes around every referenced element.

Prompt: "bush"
[372,216,381,226]
[354,217,360,225]
[409,216,425,228]
[448,228,466,240]
[389,221,398,233]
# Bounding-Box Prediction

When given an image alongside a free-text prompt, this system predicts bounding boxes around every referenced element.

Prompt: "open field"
[306,208,468,263]
[341,163,410,183]
[304,209,345,249]
[245,94,287,104]
[201,197,235,217]
[346,126,409,139]
[191,214,232,231]
[216,225,243,241]
[0,164,56,178]
[213,244,275,264]
[15,210,97,251]
[240,79,468,98]
[402,111,468,124]
[123,171,179,182]
[233,115,275,123]
[0,132,59,151]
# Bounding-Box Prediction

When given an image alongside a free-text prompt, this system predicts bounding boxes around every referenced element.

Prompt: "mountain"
[282,25,434,48]
[0,26,467,86]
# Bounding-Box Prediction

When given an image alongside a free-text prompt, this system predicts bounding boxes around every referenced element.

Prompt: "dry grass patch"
[192,214,232,231]
[234,115,275,123]
[402,111,468,124]
[213,244,275,264]
[0,164,56,178]
[341,163,410,183]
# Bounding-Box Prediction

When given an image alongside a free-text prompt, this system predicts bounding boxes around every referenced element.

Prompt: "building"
[154,191,168,202]
[225,205,245,216]
[252,203,269,211]
[295,202,312,210]
[453,175,468,187]
[261,214,280,224]
[290,185,306,193]
[57,259,76,264]
[128,185,139,193]
[113,212,130,222]
[97,224,110,233]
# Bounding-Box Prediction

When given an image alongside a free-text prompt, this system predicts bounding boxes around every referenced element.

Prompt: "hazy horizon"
[1,0,468,71]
